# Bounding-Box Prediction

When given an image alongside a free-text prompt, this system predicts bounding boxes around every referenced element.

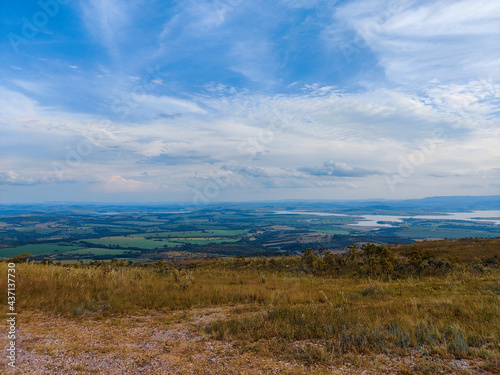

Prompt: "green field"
[0,244,84,257]
[66,228,95,235]
[12,228,64,234]
[82,236,181,249]
[0,230,247,259]
[396,226,499,239]
[115,221,165,226]
[264,214,359,225]
[83,234,243,248]
[130,230,249,238]
[174,238,241,245]
[115,258,152,263]
[85,223,128,227]
[65,248,136,256]
[311,229,350,235]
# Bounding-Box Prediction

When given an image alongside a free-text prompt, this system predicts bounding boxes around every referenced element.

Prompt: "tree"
[346,243,358,264]
[323,250,336,268]
[409,251,425,279]
[361,243,378,274]
[7,253,31,263]
[379,246,395,279]
[301,248,325,272]
[157,259,165,271]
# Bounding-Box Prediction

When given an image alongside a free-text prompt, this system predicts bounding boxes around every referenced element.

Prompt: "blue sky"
[0,0,499,203]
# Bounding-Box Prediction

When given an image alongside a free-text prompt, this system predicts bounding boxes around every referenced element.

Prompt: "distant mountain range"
[0,195,499,215]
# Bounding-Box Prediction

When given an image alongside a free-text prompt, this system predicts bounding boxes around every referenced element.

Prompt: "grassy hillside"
[1,240,499,374]
[391,237,500,260]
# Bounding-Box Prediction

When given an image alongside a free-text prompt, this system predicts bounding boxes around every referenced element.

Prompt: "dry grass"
[0,251,499,373]
[391,237,500,260]
[205,269,499,371]
[1,307,319,374]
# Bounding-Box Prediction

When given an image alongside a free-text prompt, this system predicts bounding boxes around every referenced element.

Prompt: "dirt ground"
[0,307,492,374]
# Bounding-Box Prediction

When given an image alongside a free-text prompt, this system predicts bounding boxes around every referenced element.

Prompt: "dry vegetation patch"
[0,308,321,374]
[0,246,499,374]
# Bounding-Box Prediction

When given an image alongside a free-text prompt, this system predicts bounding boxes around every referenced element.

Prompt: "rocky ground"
[0,307,494,374]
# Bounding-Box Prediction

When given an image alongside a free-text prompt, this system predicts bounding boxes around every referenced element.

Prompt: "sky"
[0,0,499,204]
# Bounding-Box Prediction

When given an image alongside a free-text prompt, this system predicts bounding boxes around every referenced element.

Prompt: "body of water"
[273,210,500,227]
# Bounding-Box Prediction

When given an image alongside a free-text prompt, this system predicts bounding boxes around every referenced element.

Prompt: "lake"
[273,210,500,227]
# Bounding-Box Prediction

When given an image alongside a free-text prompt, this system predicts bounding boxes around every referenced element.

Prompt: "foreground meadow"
[1,241,499,374]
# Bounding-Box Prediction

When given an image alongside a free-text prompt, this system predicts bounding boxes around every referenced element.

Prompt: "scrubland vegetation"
[1,238,499,373]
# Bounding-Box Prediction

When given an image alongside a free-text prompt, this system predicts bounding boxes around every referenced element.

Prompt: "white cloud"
[299,161,386,177]
[422,80,500,128]
[332,0,500,82]
[1,76,498,200]
[223,165,302,179]
[0,171,36,185]
[161,0,241,38]
[135,94,207,115]
[280,0,327,9]
[78,0,133,56]
[229,40,279,85]
[0,170,74,185]
[97,175,163,193]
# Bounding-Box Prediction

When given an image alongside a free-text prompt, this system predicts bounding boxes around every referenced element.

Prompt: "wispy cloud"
[332,0,500,83]
[0,171,74,186]
[96,175,164,193]
[0,171,38,186]
[229,40,280,86]
[299,161,386,177]
[78,0,133,57]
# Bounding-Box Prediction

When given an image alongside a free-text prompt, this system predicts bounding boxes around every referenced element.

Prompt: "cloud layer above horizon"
[1,0,499,203]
